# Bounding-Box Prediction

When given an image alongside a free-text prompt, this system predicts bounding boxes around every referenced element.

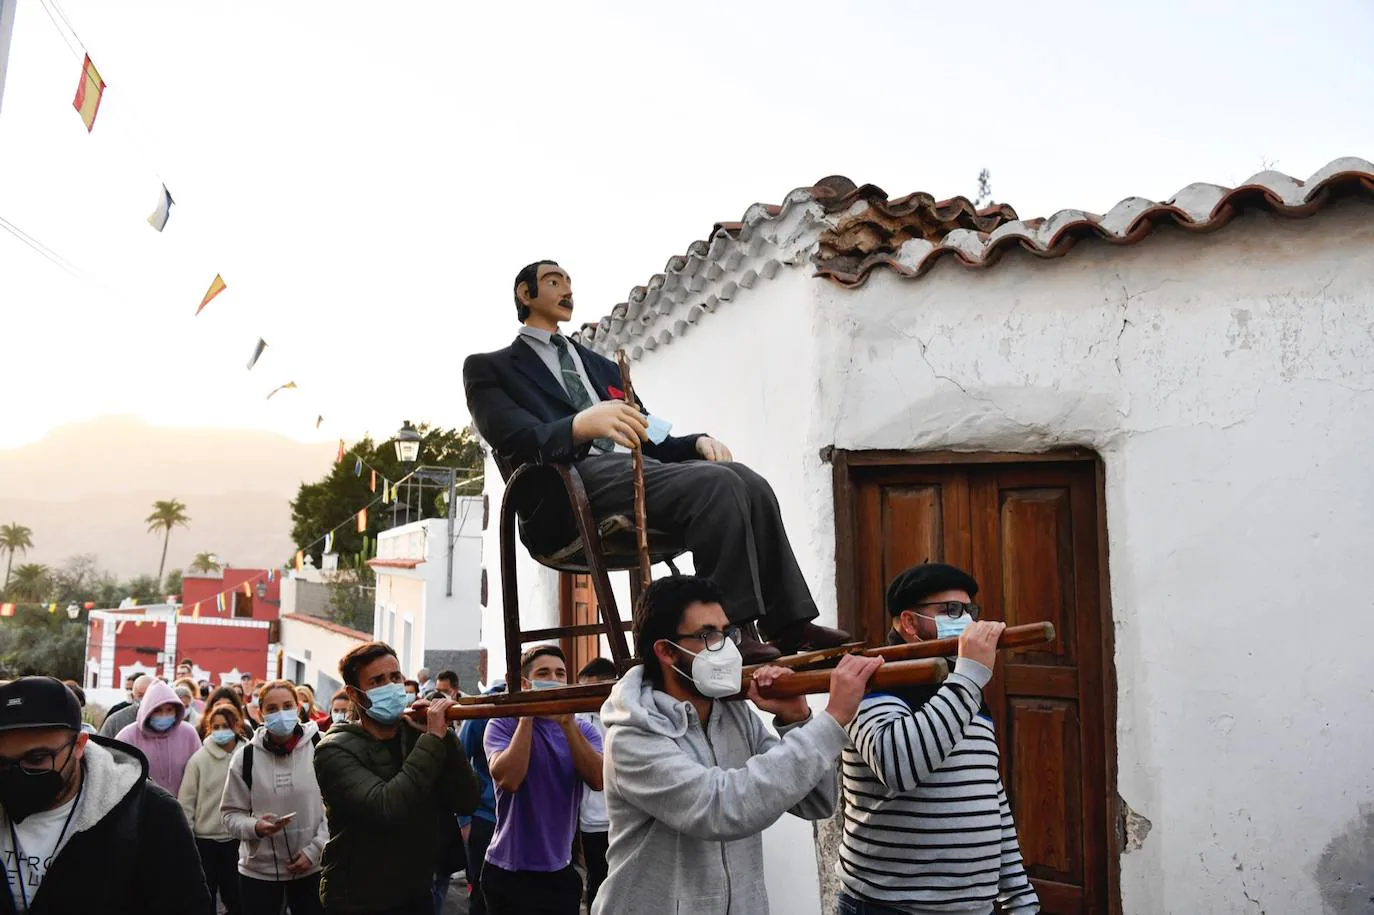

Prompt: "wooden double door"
[834,453,1117,914]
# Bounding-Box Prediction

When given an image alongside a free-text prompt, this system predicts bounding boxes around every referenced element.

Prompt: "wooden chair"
[496,455,686,694]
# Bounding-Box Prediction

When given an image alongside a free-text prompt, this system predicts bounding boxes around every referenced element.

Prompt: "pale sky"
[2,0,1371,450]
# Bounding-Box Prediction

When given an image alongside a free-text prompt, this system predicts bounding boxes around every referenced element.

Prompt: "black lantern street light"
[394,421,460,597]
[65,603,80,621]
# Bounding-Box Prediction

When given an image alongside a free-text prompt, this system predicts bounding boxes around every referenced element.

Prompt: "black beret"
[885,563,980,617]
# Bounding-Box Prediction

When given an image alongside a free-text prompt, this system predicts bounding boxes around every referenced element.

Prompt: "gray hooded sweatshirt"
[593,665,848,915]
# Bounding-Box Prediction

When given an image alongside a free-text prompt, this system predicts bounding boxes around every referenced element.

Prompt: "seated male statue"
[462,260,849,662]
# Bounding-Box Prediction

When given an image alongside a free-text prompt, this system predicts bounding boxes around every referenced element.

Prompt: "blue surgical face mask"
[210,728,237,746]
[148,713,178,733]
[265,709,298,736]
[361,682,408,724]
[330,710,349,725]
[529,679,564,691]
[921,612,972,640]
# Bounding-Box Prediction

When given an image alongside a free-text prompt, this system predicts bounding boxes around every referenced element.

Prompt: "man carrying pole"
[593,575,883,915]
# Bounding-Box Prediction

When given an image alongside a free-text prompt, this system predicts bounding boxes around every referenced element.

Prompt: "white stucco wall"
[376,505,484,670]
[481,198,1374,913]
[279,614,367,699]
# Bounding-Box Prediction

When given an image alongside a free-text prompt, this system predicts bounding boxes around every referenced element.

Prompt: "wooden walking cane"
[616,350,653,595]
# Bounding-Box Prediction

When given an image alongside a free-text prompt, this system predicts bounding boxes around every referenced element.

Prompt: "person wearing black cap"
[834,563,1040,914]
[0,676,210,914]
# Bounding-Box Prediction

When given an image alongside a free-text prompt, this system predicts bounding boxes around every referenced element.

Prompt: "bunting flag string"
[71,54,105,132]
[323,532,333,554]
[0,604,14,617]
[336,440,345,464]
[265,381,297,400]
[246,338,268,370]
[370,470,377,493]
[195,274,226,315]
[147,185,175,232]
[316,416,325,430]
[356,508,368,533]
[353,457,363,477]
[295,551,304,573]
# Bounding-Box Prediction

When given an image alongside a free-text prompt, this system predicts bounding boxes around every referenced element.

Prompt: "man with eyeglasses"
[594,575,883,915]
[835,563,1039,914]
[0,676,210,914]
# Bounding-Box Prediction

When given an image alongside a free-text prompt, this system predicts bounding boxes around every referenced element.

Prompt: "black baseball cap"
[0,677,83,732]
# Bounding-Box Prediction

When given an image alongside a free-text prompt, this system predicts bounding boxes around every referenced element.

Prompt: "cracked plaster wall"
[479,198,1374,913]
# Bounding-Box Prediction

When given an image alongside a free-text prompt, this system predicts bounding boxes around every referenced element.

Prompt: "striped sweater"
[839,658,1039,913]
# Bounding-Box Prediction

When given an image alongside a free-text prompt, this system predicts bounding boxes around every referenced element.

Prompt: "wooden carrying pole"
[450,621,1056,714]
[432,657,950,722]
[616,349,653,594]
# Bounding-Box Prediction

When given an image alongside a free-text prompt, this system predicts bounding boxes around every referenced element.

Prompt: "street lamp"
[394,421,421,463]
[256,581,267,600]
[65,603,80,621]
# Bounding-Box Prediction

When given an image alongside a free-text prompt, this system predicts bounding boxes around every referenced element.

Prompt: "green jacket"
[314,723,479,912]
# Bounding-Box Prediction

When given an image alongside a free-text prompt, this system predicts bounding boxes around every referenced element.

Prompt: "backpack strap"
[241,742,254,792]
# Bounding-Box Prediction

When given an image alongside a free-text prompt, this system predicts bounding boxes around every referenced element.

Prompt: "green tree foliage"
[145,499,190,583]
[0,606,86,680]
[163,569,184,600]
[290,425,482,568]
[188,552,221,574]
[8,564,51,602]
[0,523,34,592]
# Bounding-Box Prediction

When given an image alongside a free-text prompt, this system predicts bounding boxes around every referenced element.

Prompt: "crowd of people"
[0,562,1036,915]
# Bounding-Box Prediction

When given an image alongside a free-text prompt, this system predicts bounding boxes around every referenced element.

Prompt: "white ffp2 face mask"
[670,638,744,699]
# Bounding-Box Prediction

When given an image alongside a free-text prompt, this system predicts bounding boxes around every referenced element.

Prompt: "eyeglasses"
[0,735,77,775]
[912,600,981,620]
[672,626,743,652]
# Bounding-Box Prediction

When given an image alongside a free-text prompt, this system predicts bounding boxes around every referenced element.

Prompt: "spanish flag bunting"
[147,185,175,231]
[242,581,252,597]
[370,469,377,493]
[295,551,304,572]
[0,603,14,617]
[116,620,126,634]
[247,338,268,370]
[357,508,368,533]
[72,55,105,132]
[336,440,345,463]
[192,602,201,620]
[266,381,297,400]
[196,274,227,315]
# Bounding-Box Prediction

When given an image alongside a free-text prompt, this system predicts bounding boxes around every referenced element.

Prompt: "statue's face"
[519,264,574,326]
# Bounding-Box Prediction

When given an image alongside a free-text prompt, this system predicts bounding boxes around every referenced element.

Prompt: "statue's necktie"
[551,336,614,453]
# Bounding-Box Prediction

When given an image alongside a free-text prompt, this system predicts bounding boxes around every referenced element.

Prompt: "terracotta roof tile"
[575,157,1374,357]
[816,157,1374,287]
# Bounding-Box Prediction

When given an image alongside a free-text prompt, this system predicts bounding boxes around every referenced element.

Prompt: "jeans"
[239,873,324,915]
[580,831,609,911]
[464,818,496,915]
[195,838,241,915]
[837,892,910,915]
[481,863,581,915]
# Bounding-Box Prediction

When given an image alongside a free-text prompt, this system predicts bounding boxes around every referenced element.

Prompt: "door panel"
[559,573,599,673]
[837,455,1113,915]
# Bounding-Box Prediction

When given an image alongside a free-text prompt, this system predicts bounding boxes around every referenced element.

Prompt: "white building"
[372,501,486,690]
[279,612,370,702]
[479,157,1374,914]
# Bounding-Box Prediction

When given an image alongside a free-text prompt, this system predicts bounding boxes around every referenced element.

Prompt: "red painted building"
[180,568,283,622]
[85,605,277,692]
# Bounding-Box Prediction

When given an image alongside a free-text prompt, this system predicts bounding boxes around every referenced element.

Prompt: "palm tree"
[145,500,191,584]
[8,563,50,602]
[188,551,221,574]
[0,523,34,592]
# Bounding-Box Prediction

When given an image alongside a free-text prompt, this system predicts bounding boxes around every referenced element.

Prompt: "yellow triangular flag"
[72,55,105,132]
[196,275,226,315]
[48,603,57,614]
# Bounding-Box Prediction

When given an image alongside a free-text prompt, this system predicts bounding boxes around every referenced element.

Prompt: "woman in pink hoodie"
[116,677,203,795]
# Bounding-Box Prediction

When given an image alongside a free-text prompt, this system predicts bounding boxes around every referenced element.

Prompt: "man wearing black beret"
[835,563,1041,914]
[0,676,209,914]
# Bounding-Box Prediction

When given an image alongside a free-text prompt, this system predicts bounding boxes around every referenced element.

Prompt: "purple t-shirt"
[483,716,603,872]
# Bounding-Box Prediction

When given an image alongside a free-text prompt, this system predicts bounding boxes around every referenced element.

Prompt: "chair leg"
[499,494,524,695]
[586,555,630,668]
